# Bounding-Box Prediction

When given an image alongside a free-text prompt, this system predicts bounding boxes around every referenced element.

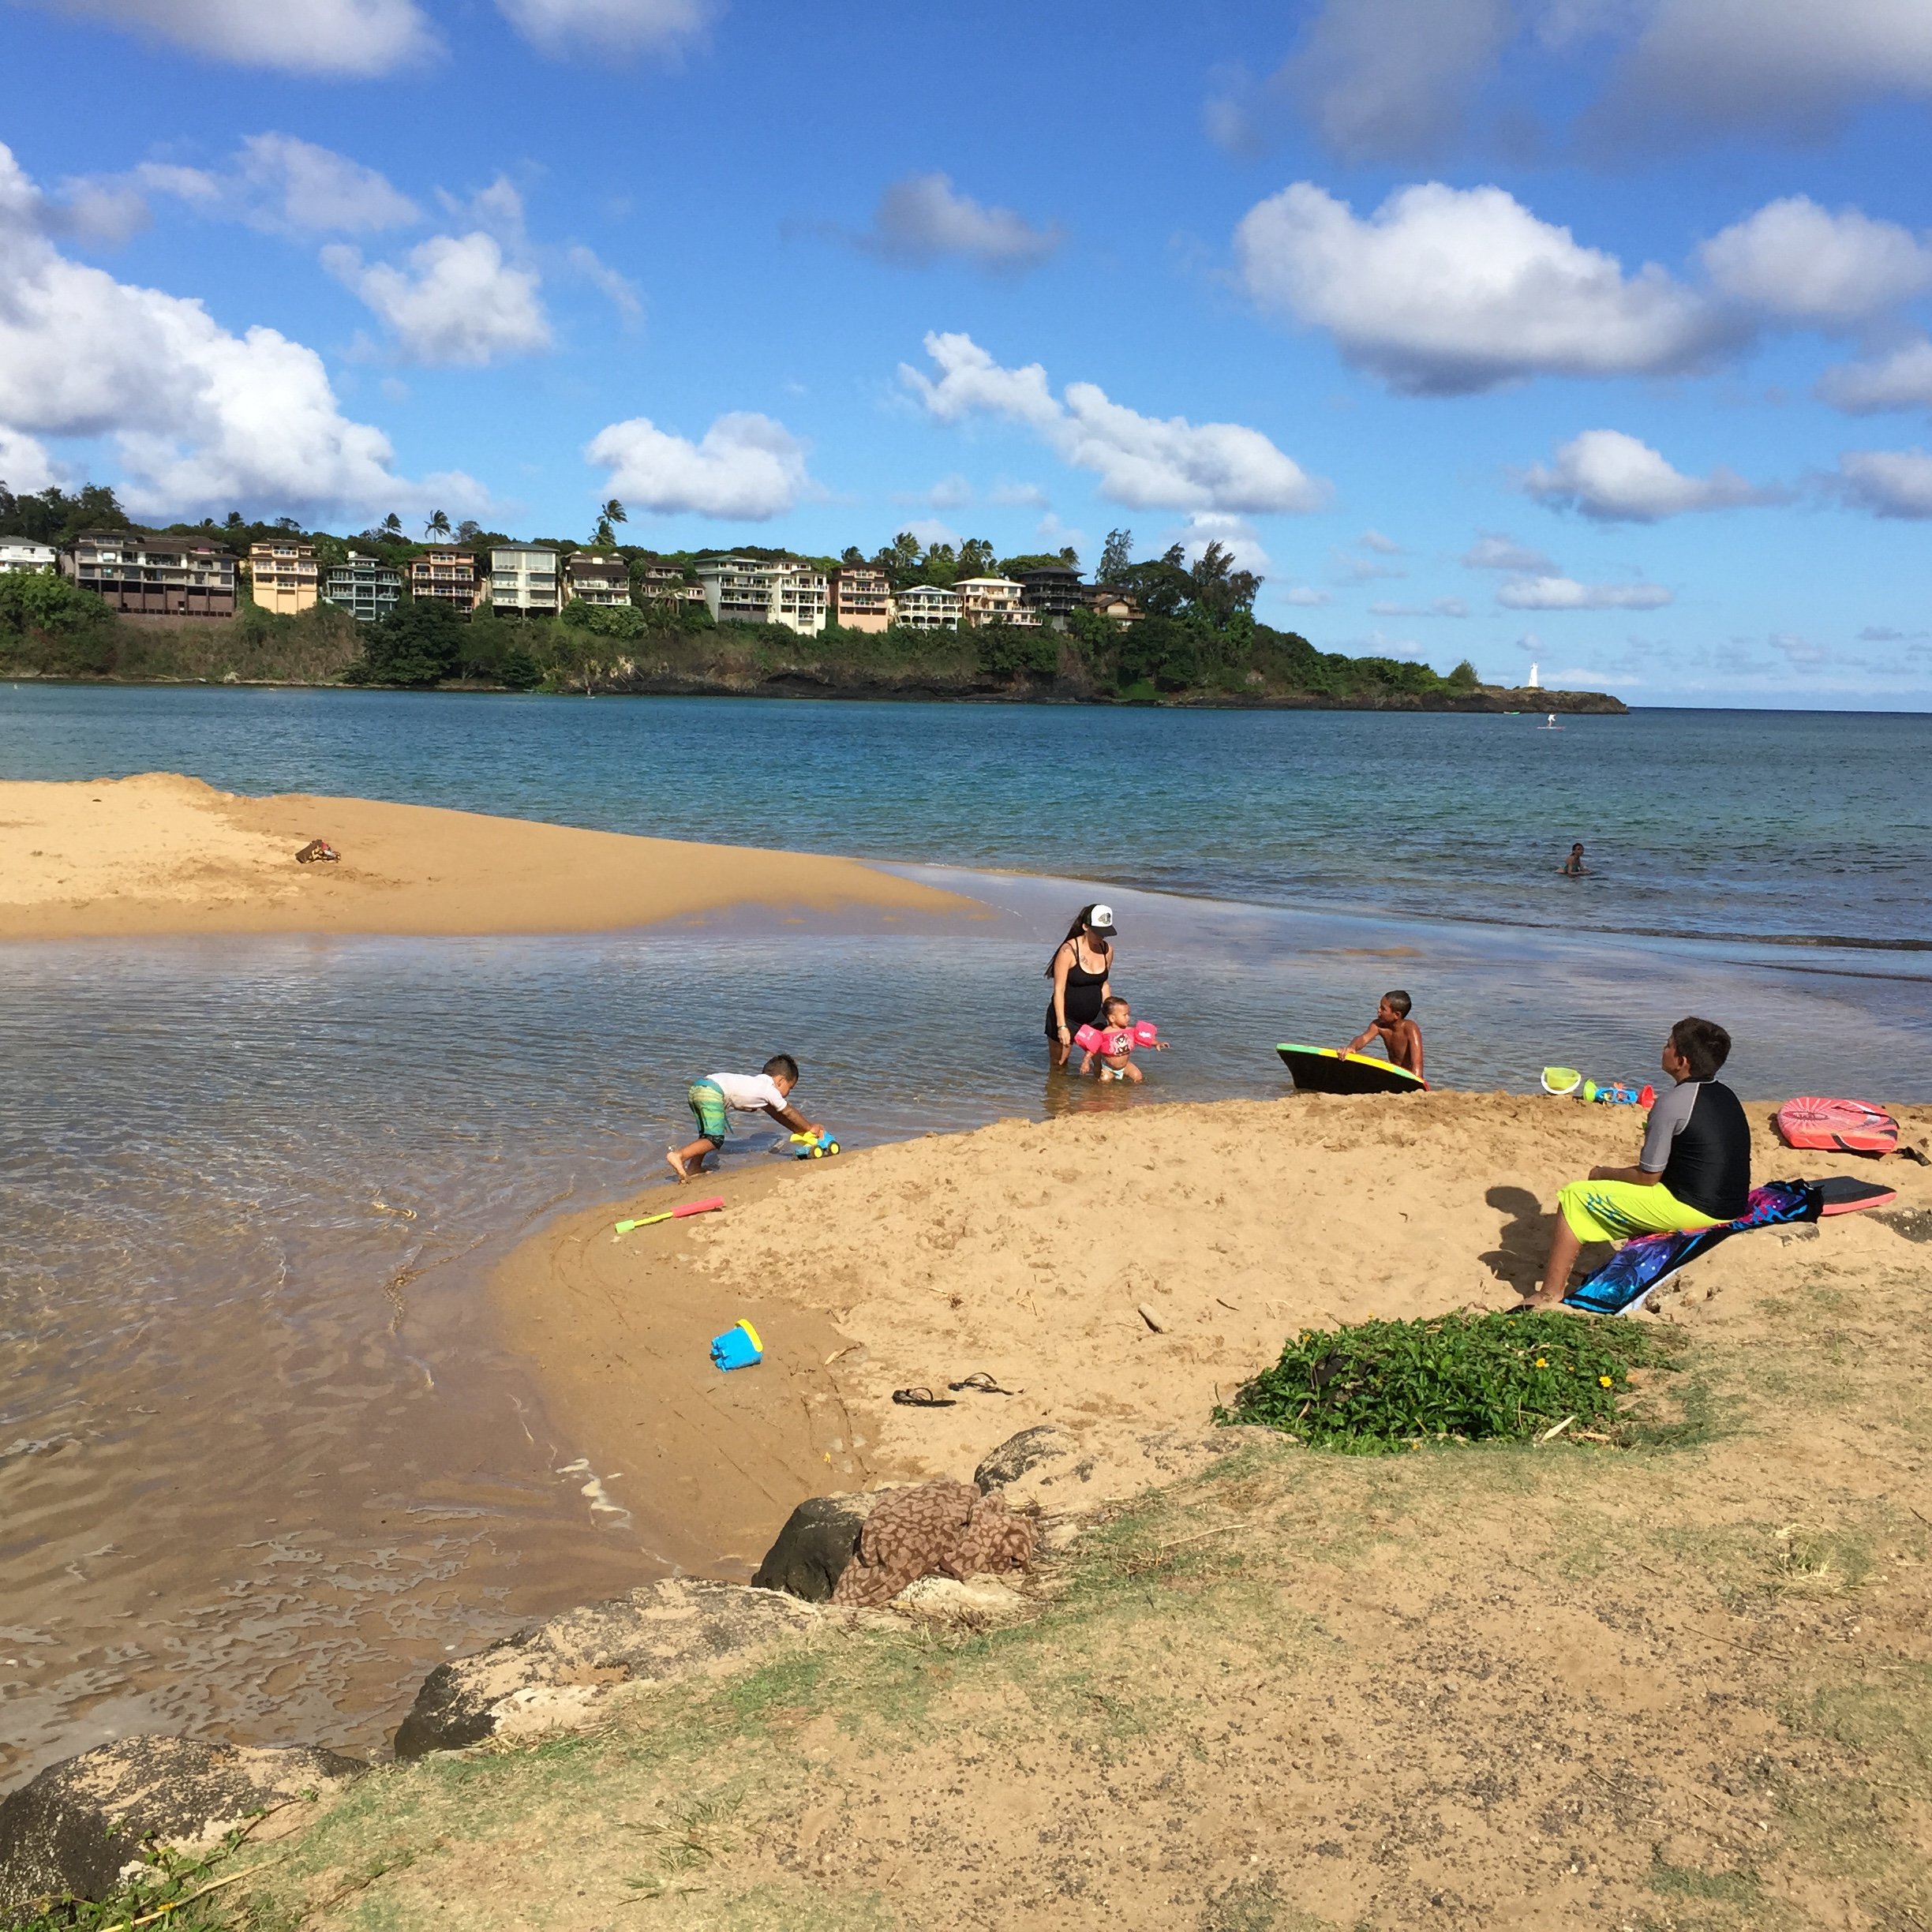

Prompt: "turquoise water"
[2,684,1928,1785]
[3,684,1927,948]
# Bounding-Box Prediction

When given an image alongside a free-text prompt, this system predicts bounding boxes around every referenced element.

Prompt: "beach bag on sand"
[1774,1097,1898,1156]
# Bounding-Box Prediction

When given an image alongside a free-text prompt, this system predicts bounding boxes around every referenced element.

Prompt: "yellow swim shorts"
[1558,1178,1721,1246]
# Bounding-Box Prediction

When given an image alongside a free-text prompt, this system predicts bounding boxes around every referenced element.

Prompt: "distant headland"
[0,485,1626,714]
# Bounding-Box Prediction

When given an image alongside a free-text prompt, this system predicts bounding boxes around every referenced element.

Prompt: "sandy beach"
[0,773,972,941]
[495,1088,1932,1571]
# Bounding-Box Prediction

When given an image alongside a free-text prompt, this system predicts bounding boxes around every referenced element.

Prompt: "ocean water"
[2,684,1928,1786]
[3,684,1927,949]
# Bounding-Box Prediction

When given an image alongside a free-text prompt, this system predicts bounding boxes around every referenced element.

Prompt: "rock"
[973,1425,1076,1494]
[750,1490,879,1603]
[0,1736,365,1915]
[392,1578,823,1759]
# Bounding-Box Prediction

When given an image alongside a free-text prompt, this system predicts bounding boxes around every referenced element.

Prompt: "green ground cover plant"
[1215,1309,1668,1451]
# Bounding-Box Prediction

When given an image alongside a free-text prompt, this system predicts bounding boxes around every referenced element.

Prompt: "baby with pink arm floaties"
[1074,996,1167,1083]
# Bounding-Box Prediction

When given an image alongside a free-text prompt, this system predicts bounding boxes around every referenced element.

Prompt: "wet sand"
[0,773,972,940]
[493,1090,1932,1572]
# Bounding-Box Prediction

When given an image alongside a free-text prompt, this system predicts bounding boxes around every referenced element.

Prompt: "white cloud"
[29,0,440,75]
[1835,448,1932,519]
[564,243,643,324]
[0,427,58,493]
[1368,596,1470,617]
[232,133,420,234]
[1211,0,1932,161]
[855,174,1063,274]
[897,518,960,552]
[324,232,551,366]
[586,412,811,520]
[1234,182,1729,395]
[1280,585,1331,606]
[494,0,715,58]
[1701,197,1932,324]
[1462,531,1558,572]
[987,481,1048,509]
[1598,0,1932,142]
[900,331,1328,514]
[1522,429,1783,521]
[1359,526,1403,553]
[1497,575,1674,609]
[1210,0,1514,162]
[1818,336,1932,414]
[0,140,474,519]
[155,134,417,234]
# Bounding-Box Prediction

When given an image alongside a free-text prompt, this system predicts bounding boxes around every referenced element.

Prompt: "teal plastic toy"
[710,1319,763,1372]
[790,1129,841,1160]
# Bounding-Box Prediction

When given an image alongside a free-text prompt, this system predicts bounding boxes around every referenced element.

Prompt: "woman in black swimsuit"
[1045,902,1117,1068]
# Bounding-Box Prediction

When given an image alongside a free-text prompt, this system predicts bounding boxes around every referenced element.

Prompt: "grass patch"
[1214,1311,1667,1452]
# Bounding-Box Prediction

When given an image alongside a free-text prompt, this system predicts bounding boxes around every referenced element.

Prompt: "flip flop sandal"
[891,1387,956,1407]
[947,1372,1021,1395]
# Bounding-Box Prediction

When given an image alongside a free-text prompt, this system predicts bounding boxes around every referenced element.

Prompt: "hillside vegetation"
[0,487,1623,711]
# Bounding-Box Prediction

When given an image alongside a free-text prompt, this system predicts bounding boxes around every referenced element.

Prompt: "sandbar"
[493,1089,1932,1574]
[0,772,972,940]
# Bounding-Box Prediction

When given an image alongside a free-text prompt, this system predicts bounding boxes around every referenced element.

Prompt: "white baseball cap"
[1087,903,1118,936]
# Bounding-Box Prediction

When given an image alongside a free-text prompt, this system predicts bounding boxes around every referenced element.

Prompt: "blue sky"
[2,0,1930,706]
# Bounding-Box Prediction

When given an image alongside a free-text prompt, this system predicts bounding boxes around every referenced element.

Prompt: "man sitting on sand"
[1340,990,1424,1084]
[668,1054,822,1181]
[1525,1016,1750,1307]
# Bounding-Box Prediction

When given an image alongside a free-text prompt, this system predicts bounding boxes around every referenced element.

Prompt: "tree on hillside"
[1188,541,1260,624]
[1099,528,1133,584]
[956,537,995,578]
[873,530,924,585]
[0,481,133,544]
[424,509,452,541]
[840,545,865,567]
[593,497,627,548]
[382,512,403,537]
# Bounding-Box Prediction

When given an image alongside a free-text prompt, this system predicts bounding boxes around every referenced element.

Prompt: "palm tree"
[424,509,451,542]
[593,497,627,549]
[381,512,403,537]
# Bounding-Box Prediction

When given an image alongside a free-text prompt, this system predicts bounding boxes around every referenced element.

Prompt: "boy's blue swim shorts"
[687,1080,729,1147]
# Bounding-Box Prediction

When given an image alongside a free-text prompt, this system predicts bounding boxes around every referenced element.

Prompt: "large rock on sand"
[973,1425,1077,1495]
[750,1491,880,1602]
[393,1578,822,1759]
[0,1736,365,1915]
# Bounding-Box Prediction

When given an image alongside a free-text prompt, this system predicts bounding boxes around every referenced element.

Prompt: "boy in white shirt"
[668,1054,822,1181]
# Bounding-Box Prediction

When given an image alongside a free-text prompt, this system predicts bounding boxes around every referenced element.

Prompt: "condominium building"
[248,540,318,616]
[491,546,560,617]
[1017,565,1086,628]
[408,547,481,612]
[694,556,828,635]
[62,532,237,618]
[321,551,402,623]
[564,552,631,608]
[635,564,706,608]
[0,540,56,575]
[830,567,893,633]
[893,584,961,631]
[954,576,1039,627]
[1087,586,1142,625]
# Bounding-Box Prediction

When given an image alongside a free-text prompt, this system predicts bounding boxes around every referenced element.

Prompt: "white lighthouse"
[1526,661,1541,690]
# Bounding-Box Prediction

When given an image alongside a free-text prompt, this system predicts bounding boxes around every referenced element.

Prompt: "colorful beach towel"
[1564,1180,1819,1316]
